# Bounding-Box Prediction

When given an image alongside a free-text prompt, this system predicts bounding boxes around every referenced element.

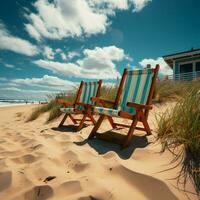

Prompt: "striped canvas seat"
[93,107,119,117]
[118,68,153,114]
[60,107,75,113]
[60,81,100,113]
[93,68,153,117]
[75,81,99,111]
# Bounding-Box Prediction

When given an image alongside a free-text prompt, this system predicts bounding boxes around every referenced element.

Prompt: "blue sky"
[0,0,200,100]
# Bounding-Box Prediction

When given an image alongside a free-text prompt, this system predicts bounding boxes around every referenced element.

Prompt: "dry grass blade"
[156,88,200,195]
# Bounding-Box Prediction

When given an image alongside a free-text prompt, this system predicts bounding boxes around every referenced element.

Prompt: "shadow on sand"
[51,124,89,133]
[74,131,150,159]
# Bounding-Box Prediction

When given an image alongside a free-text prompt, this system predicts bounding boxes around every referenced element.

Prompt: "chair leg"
[142,118,152,135]
[107,116,116,129]
[88,113,96,125]
[123,118,138,148]
[58,113,68,127]
[69,114,78,124]
[76,114,87,131]
[88,115,105,139]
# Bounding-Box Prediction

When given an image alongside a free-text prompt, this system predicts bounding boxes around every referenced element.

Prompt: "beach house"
[163,48,200,80]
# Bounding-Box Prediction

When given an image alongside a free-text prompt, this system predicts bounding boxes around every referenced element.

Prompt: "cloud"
[1,87,21,92]
[131,0,152,12]
[12,75,76,91]
[43,46,55,60]
[60,50,80,61]
[0,77,7,81]
[0,87,58,100]
[139,57,172,75]
[60,53,67,60]
[33,46,129,79]
[24,0,152,41]
[0,22,39,56]
[25,0,107,40]
[4,64,15,68]
[67,51,80,60]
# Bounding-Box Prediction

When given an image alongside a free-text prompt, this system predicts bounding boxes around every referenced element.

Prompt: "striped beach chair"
[58,80,102,131]
[88,65,159,147]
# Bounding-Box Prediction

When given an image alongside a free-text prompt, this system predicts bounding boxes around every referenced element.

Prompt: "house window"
[196,62,200,71]
[180,63,193,73]
[179,63,193,80]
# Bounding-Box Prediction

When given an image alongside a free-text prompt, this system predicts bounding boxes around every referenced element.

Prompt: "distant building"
[163,48,200,81]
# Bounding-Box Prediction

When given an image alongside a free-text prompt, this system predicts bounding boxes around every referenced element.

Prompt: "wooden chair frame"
[88,65,159,147]
[58,80,102,131]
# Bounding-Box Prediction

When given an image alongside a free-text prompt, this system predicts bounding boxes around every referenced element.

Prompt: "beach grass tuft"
[27,93,76,122]
[156,88,200,194]
[154,78,200,103]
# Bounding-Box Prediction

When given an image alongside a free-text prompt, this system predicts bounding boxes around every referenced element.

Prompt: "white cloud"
[43,46,55,60]
[0,77,7,81]
[33,46,129,79]
[24,24,42,41]
[12,75,76,91]
[139,57,172,75]
[4,64,15,68]
[24,0,151,41]
[131,0,152,12]
[1,87,21,92]
[60,53,67,60]
[0,87,58,101]
[67,51,80,60]
[25,0,108,40]
[0,22,39,56]
[60,51,80,61]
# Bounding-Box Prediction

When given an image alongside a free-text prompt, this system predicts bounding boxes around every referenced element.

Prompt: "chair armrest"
[91,97,115,106]
[57,99,74,107]
[127,102,153,110]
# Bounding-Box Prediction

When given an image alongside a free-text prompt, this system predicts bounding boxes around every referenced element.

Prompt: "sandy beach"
[0,104,198,200]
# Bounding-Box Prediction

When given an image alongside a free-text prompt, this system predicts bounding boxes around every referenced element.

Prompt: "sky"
[0,0,200,100]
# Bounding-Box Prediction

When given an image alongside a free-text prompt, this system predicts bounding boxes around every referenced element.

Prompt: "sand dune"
[0,104,199,200]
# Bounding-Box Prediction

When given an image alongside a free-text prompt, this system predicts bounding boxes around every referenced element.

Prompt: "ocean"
[0,100,40,107]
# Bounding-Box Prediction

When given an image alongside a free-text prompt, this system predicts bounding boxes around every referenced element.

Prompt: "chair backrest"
[115,65,159,114]
[76,80,102,105]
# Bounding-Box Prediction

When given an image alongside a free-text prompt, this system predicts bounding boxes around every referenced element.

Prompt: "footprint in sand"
[57,180,82,196]
[32,167,50,181]
[0,171,12,192]
[24,185,53,200]
[0,159,8,169]
[11,154,39,164]
[21,138,37,146]
[29,144,44,151]
[72,162,90,173]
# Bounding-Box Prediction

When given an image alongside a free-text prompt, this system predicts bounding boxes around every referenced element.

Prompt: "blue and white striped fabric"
[119,68,153,115]
[79,82,99,105]
[93,107,119,117]
[93,68,153,117]
[60,107,75,113]
[61,81,99,113]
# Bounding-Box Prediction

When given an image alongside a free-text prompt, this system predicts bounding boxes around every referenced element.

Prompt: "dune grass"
[154,78,200,103]
[156,88,200,194]
[27,93,76,122]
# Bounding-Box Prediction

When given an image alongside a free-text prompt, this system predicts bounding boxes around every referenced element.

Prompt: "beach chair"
[58,80,102,131]
[88,65,159,147]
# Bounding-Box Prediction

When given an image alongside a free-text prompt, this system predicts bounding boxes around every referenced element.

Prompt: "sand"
[0,104,198,200]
